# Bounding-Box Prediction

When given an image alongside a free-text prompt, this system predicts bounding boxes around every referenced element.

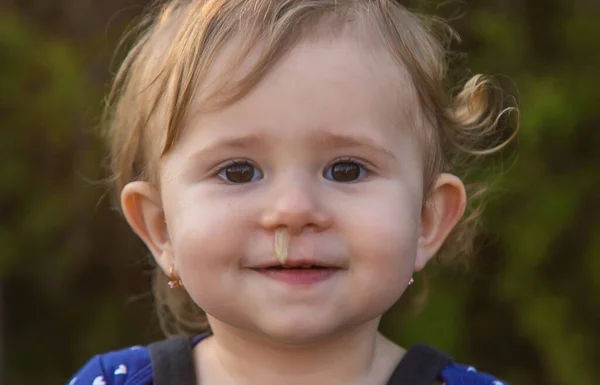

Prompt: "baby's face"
[159,32,427,343]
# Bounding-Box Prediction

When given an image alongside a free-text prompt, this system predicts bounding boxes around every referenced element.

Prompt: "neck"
[196,317,403,385]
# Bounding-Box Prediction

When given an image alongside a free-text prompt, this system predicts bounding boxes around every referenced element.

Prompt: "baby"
[69,1,517,384]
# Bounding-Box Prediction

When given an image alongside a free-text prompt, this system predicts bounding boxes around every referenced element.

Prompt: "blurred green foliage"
[1,1,599,384]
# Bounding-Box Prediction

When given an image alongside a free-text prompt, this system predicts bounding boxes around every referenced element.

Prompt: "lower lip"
[253,268,340,285]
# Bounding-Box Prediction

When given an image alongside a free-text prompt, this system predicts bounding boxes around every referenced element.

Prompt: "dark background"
[1,0,599,384]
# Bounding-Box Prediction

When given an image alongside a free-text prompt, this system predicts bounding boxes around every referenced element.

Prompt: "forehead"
[176,28,423,150]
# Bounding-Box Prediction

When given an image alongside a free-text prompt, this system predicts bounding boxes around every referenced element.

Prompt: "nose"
[260,173,332,235]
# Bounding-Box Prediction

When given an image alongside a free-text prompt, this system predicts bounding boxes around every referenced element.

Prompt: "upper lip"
[251,258,340,269]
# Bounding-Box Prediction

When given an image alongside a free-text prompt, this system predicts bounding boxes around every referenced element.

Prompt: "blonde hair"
[103,0,518,336]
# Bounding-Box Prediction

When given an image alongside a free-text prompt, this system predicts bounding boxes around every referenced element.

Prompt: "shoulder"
[441,362,508,385]
[400,342,508,385]
[66,344,152,385]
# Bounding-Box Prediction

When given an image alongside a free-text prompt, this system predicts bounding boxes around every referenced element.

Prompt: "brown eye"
[324,160,366,182]
[218,161,262,184]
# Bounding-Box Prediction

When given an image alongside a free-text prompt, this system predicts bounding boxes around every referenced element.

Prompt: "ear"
[121,181,173,274]
[415,173,467,271]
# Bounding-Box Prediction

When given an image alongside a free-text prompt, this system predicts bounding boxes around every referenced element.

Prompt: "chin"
[255,316,344,346]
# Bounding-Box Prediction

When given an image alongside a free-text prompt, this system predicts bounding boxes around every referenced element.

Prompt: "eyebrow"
[315,131,397,161]
[191,131,397,161]
[193,133,266,157]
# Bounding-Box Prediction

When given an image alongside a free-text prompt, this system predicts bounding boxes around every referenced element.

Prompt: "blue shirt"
[67,335,507,385]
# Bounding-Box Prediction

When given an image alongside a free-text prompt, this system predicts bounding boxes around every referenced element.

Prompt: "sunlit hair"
[103,0,518,336]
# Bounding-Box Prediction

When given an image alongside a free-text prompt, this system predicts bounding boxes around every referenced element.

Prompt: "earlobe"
[415,173,467,271]
[121,181,173,272]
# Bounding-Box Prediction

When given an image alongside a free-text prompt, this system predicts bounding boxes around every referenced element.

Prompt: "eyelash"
[214,159,263,184]
[324,157,372,182]
[212,157,373,184]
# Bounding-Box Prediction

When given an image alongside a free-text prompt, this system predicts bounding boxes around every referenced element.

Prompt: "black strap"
[385,344,451,385]
[148,338,448,385]
[149,336,197,385]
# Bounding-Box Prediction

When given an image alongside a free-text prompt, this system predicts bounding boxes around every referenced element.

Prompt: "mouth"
[249,260,342,285]
[250,259,340,270]
[260,265,330,269]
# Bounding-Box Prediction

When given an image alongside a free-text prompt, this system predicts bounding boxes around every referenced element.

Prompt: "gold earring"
[168,265,183,289]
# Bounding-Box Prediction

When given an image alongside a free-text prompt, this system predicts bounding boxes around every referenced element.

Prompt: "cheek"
[345,186,420,261]
[348,214,418,284]
[164,195,248,305]
[165,186,243,264]
[348,220,417,315]
[341,188,420,301]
